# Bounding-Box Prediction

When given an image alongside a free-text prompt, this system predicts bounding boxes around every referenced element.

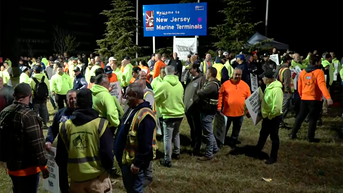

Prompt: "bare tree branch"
[52,25,79,55]
[26,42,34,57]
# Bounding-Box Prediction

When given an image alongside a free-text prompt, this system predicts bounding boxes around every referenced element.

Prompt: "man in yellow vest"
[200,53,213,74]
[114,83,157,192]
[57,89,113,193]
[276,55,293,128]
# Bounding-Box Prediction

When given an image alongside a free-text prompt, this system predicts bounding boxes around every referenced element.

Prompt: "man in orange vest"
[276,54,293,129]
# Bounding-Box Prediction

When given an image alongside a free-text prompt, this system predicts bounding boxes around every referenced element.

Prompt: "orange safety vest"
[278,67,294,92]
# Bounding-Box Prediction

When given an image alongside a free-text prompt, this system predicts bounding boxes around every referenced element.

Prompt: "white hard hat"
[108,57,116,62]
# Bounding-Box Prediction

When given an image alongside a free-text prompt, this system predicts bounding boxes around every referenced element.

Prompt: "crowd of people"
[0,48,340,193]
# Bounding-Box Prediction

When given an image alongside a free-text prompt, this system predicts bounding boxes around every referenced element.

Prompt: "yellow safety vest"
[201,60,212,74]
[224,61,234,79]
[213,63,224,81]
[143,90,158,159]
[278,67,294,92]
[122,107,157,165]
[60,118,108,182]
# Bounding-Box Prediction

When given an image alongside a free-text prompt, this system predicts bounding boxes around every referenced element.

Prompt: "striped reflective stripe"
[97,118,107,149]
[278,67,288,83]
[68,156,100,164]
[60,122,70,151]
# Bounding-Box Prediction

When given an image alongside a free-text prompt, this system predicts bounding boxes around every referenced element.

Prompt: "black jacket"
[169,57,183,81]
[114,101,156,169]
[73,73,88,90]
[197,79,221,114]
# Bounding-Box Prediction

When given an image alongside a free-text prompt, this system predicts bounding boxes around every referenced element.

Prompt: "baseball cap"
[223,52,229,56]
[263,53,269,57]
[104,66,113,74]
[124,56,131,60]
[264,69,275,78]
[236,54,245,61]
[20,66,30,72]
[73,67,81,72]
[108,57,116,62]
[14,83,32,98]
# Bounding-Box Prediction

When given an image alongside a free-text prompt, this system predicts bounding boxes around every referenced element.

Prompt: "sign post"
[153,36,156,53]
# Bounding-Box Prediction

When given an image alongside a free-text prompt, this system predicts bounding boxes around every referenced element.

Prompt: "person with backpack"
[28,65,50,126]
[290,55,333,142]
[0,83,49,192]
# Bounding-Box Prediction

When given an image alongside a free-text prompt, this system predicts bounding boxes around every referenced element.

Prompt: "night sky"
[6,0,343,56]
[93,0,343,57]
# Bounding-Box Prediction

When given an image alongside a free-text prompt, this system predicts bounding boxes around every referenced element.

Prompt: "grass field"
[1,76,343,193]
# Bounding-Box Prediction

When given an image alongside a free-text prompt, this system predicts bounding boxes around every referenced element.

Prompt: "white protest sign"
[173,37,197,61]
[213,112,227,145]
[269,54,279,65]
[110,81,122,100]
[292,66,302,90]
[43,147,60,193]
[250,73,258,92]
[334,62,339,81]
[245,88,263,125]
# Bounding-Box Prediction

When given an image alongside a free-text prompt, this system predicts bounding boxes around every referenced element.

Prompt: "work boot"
[160,159,172,167]
[197,156,213,161]
[265,157,277,165]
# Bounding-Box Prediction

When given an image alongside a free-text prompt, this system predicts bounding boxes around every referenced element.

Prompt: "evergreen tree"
[210,0,264,53]
[96,0,140,60]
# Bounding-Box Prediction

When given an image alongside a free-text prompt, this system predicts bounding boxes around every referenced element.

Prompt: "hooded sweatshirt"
[154,75,185,119]
[91,84,120,127]
[321,59,334,86]
[261,80,283,120]
[298,65,331,101]
[50,73,72,95]
[55,108,114,172]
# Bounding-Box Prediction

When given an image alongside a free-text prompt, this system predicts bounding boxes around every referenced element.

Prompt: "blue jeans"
[33,102,49,124]
[200,113,219,157]
[226,116,244,142]
[49,93,57,109]
[10,173,40,193]
[121,165,145,193]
